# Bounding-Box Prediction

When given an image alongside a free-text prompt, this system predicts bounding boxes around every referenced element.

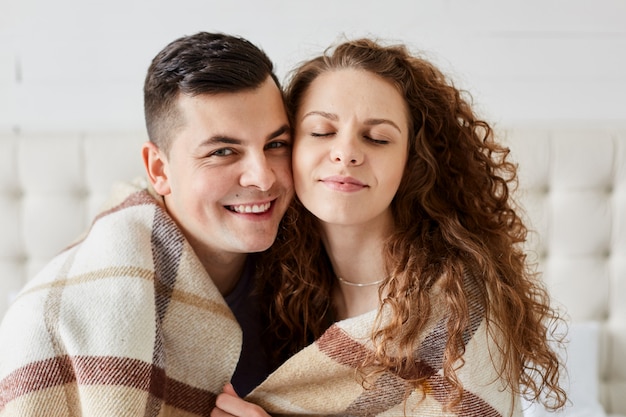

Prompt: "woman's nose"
[330,135,363,165]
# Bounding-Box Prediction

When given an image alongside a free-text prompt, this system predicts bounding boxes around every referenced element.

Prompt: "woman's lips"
[320,176,367,192]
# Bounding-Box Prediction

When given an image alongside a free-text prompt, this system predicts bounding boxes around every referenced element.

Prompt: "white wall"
[1,0,625,133]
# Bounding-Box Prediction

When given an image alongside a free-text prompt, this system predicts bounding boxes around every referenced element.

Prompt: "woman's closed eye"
[311,132,335,138]
[364,135,390,145]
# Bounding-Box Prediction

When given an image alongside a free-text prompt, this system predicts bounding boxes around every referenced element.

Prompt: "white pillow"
[522,321,606,417]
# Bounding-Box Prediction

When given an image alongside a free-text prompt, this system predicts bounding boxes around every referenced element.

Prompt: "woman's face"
[293,68,409,228]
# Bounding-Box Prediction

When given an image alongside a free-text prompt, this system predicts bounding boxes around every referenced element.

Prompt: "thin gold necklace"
[336,276,385,287]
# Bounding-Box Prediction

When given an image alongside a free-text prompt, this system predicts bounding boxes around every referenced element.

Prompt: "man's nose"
[240,154,276,191]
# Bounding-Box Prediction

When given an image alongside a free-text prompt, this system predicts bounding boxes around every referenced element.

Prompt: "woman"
[213,38,566,417]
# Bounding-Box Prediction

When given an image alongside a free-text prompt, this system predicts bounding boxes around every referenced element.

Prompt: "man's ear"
[142,141,171,196]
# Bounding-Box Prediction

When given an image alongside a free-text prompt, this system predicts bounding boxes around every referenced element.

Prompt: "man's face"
[148,77,293,262]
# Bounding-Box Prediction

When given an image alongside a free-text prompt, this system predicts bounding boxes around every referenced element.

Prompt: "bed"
[0,127,624,416]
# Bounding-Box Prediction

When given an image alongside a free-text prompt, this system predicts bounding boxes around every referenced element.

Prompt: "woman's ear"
[142,141,171,196]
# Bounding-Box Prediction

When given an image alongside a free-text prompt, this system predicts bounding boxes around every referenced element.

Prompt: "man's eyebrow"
[200,136,242,146]
[301,111,402,134]
[198,125,291,147]
[268,124,291,140]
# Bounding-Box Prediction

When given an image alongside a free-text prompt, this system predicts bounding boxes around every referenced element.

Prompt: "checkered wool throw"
[0,181,521,416]
[247,275,522,417]
[0,182,242,416]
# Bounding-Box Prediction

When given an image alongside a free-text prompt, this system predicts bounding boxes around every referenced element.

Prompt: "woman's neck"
[322,226,388,281]
[320,212,394,320]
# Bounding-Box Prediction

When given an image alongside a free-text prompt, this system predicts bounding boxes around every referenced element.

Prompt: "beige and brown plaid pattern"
[248,275,522,417]
[0,185,242,416]
[0,182,522,416]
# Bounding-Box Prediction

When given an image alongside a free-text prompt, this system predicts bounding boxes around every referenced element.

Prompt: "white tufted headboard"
[0,128,625,416]
[502,127,626,416]
[0,131,147,308]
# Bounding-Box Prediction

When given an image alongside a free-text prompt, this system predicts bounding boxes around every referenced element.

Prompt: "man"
[0,32,292,416]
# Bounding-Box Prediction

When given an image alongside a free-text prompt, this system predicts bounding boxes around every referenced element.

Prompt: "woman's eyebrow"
[302,111,401,133]
[301,111,338,121]
[364,118,402,134]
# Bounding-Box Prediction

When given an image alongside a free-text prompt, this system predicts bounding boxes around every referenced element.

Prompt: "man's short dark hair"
[144,32,280,152]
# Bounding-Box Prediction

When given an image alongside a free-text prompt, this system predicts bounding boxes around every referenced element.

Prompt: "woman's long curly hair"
[258,38,566,411]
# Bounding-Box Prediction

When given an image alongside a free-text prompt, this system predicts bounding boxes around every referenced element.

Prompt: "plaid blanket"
[1,180,522,417]
[247,276,522,417]
[0,181,241,416]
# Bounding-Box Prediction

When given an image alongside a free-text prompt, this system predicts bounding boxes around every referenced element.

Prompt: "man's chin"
[240,236,278,253]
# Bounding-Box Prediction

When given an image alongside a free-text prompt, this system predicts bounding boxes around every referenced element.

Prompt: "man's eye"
[311,132,333,137]
[211,148,234,157]
[266,141,290,149]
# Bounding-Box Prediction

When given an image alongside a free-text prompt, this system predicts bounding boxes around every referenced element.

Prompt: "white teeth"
[230,202,271,213]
